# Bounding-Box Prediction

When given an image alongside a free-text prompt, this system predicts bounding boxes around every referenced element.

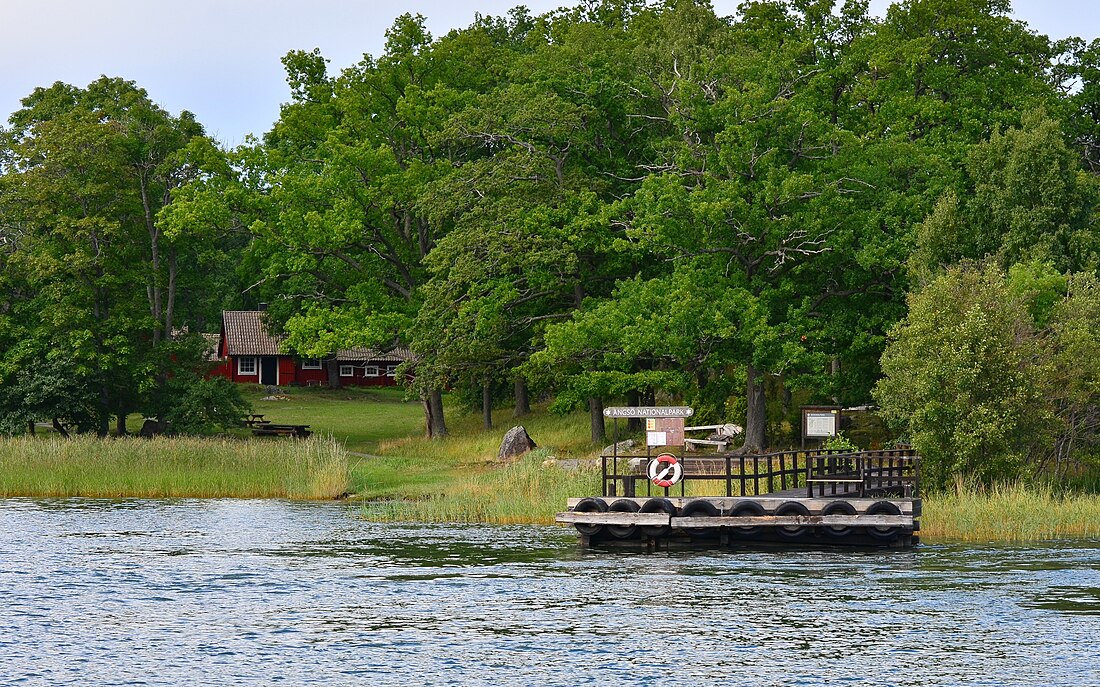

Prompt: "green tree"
[0,77,223,434]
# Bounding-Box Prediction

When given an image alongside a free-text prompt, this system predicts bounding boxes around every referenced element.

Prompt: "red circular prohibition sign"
[647,453,683,488]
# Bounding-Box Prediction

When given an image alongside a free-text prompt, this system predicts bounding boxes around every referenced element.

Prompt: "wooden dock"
[557,448,921,549]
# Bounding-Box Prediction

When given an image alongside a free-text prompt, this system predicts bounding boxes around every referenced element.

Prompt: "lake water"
[1,499,1097,686]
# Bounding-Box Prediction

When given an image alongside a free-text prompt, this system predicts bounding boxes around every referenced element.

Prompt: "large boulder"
[601,439,635,455]
[498,426,537,460]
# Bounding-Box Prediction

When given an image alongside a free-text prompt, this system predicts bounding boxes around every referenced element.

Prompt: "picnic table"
[251,423,312,438]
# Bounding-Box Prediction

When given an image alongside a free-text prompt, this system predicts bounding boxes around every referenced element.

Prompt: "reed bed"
[920,480,1100,542]
[0,435,349,499]
[359,448,601,524]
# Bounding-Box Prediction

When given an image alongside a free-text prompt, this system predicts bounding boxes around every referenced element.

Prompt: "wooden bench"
[684,438,728,452]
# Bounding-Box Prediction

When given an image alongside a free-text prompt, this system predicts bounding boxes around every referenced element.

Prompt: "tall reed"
[360,448,601,524]
[0,435,349,499]
[920,479,1100,542]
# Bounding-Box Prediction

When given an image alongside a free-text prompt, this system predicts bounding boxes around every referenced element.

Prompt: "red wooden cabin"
[207,310,409,387]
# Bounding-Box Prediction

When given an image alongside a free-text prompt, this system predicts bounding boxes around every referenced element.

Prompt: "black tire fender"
[820,501,857,538]
[774,501,811,538]
[638,497,677,537]
[729,500,766,535]
[864,500,902,541]
[606,499,641,539]
[572,497,607,537]
[681,499,720,517]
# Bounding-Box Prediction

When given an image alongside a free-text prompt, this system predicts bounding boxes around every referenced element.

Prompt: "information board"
[645,417,685,447]
[802,407,839,437]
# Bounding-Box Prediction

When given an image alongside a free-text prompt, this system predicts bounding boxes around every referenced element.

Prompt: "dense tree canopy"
[3,0,1098,484]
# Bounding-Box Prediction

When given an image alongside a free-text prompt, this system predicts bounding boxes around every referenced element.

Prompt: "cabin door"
[260,357,278,386]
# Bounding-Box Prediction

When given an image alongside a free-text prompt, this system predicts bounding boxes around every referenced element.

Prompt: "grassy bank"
[920,482,1100,542]
[0,435,349,499]
[12,388,1100,542]
[353,403,601,523]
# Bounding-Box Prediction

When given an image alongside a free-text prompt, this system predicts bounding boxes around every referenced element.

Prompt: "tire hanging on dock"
[820,501,857,538]
[864,501,902,541]
[680,500,720,539]
[639,498,677,537]
[572,497,607,537]
[606,499,641,539]
[774,502,811,538]
[728,501,766,536]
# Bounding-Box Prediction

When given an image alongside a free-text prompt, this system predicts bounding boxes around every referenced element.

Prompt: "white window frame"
[237,357,257,375]
[386,364,398,377]
[339,365,355,377]
[301,359,322,370]
[364,365,380,377]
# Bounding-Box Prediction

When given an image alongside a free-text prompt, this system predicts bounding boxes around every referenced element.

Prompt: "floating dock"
[557,448,922,549]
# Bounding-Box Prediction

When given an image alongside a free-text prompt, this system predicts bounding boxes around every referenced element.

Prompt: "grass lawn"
[236,385,424,454]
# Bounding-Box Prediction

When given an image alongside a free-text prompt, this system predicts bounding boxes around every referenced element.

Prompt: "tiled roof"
[222,311,284,356]
[221,311,414,362]
[337,347,413,362]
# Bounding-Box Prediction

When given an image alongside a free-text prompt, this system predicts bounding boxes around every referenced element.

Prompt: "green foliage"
[822,432,860,452]
[0,358,100,436]
[158,376,252,436]
[876,262,1100,490]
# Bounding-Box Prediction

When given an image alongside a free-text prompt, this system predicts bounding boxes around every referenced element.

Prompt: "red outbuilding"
[208,310,409,387]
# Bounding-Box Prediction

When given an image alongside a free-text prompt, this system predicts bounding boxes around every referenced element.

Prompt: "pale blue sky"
[1,1,1096,147]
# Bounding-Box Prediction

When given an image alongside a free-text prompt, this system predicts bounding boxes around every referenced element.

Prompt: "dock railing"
[805,449,920,498]
[601,448,920,499]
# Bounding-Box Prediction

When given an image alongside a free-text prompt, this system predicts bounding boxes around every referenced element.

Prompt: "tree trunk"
[422,394,433,439]
[429,389,448,438]
[589,397,606,444]
[98,386,110,438]
[115,413,127,437]
[482,380,493,430]
[326,358,342,389]
[830,357,841,405]
[164,251,177,340]
[513,376,530,418]
[740,364,766,453]
[27,421,35,436]
[626,389,642,432]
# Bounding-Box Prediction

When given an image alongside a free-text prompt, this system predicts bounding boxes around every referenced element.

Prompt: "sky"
[1,1,1097,147]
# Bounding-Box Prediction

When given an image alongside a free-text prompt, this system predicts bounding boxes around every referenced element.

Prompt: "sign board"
[603,406,694,419]
[802,406,839,438]
[645,417,685,447]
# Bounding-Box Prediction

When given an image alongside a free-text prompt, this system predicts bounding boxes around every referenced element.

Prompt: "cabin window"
[386,364,398,377]
[301,359,322,370]
[364,365,380,376]
[339,365,355,377]
[237,357,257,375]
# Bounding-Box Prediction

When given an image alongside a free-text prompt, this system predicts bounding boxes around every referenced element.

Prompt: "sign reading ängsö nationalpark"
[602,406,694,418]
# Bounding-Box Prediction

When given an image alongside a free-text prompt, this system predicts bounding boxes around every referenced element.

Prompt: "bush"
[875,262,1100,490]
[159,376,252,435]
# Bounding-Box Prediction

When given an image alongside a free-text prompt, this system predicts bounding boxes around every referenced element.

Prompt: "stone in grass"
[498,426,537,460]
[601,439,635,455]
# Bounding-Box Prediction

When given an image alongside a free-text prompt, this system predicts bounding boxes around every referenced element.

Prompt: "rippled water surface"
[1,499,1098,686]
